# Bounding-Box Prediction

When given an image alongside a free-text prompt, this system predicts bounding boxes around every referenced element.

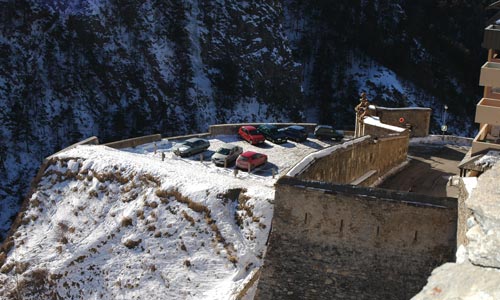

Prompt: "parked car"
[236,151,268,171]
[172,138,210,157]
[257,124,287,144]
[238,125,266,145]
[211,143,243,166]
[279,125,308,142]
[314,125,344,141]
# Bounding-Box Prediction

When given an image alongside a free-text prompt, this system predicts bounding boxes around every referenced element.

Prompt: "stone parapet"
[209,123,318,136]
[292,134,409,186]
[103,134,162,149]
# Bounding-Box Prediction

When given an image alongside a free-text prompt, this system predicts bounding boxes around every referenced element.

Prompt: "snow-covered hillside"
[0,143,274,299]
[0,0,485,244]
[0,135,341,299]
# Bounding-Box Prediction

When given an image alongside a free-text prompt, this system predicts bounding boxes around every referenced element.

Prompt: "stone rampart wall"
[255,178,457,300]
[208,123,318,136]
[103,134,162,149]
[297,134,408,186]
[376,107,432,137]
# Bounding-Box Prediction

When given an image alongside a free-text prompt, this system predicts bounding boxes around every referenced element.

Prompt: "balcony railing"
[479,61,500,87]
[483,24,500,50]
[472,124,500,156]
[475,98,500,126]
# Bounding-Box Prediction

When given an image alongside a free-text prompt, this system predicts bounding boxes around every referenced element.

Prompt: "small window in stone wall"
[304,213,311,225]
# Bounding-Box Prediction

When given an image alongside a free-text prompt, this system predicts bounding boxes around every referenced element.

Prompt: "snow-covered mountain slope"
[0,0,486,243]
[0,143,275,299]
[0,0,301,241]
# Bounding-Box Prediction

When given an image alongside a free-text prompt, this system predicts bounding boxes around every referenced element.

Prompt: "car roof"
[241,125,257,130]
[287,125,305,130]
[186,138,205,142]
[240,151,258,157]
[316,125,333,129]
[259,124,276,129]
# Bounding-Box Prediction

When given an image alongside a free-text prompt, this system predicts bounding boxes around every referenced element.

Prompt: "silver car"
[211,143,243,166]
[172,138,210,157]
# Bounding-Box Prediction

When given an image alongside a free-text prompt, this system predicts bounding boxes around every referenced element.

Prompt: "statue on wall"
[354,92,371,138]
[355,92,370,123]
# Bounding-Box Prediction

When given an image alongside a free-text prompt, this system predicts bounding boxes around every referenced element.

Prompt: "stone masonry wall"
[208,123,318,136]
[376,107,432,137]
[297,134,409,186]
[255,178,457,300]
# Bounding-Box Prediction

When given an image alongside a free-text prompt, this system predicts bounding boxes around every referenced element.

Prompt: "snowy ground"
[0,134,343,300]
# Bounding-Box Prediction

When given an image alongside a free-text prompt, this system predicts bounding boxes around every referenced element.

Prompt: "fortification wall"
[296,134,408,186]
[376,107,432,137]
[363,121,408,138]
[208,123,318,136]
[255,178,457,300]
[103,134,162,149]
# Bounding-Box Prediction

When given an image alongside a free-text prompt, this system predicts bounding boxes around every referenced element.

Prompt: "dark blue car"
[278,125,308,142]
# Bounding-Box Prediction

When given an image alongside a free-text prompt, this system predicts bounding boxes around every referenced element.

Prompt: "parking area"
[125,134,348,178]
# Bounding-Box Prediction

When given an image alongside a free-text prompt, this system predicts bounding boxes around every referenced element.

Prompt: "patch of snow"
[363,116,406,132]
[456,245,468,264]
[475,151,500,168]
[462,177,478,198]
[410,135,473,146]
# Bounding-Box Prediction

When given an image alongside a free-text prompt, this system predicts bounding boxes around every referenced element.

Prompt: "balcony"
[479,61,500,87]
[475,98,500,126]
[482,24,500,50]
[472,124,500,156]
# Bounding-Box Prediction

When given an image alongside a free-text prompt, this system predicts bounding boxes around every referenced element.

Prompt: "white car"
[211,143,243,166]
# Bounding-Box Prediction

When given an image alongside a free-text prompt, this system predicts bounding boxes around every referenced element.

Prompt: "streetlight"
[441,105,448,139]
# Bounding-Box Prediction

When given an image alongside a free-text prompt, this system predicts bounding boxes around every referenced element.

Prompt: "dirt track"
[378,144,469,198]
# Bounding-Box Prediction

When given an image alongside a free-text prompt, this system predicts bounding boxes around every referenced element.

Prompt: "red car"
[238,125,265,145]
[236,151,268,171]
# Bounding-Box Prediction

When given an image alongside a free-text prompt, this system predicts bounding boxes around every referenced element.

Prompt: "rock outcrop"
[413,162,500,299]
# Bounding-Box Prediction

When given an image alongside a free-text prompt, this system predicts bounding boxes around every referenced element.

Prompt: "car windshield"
[217,148,231,155]
[249,129,259,135]
[183,141,193,147]
[239,156,248,161]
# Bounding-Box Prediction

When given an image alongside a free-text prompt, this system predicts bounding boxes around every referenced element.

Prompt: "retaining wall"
[295,134,409,186]
[103,134,162,149]
[208,123,318,136]
[255,178,457,300]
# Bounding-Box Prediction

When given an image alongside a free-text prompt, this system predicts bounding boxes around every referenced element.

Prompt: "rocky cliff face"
[0,0,488,239]
[413,162,500,299]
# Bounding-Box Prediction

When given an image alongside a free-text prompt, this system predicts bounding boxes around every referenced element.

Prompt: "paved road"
[378,144,469,198]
